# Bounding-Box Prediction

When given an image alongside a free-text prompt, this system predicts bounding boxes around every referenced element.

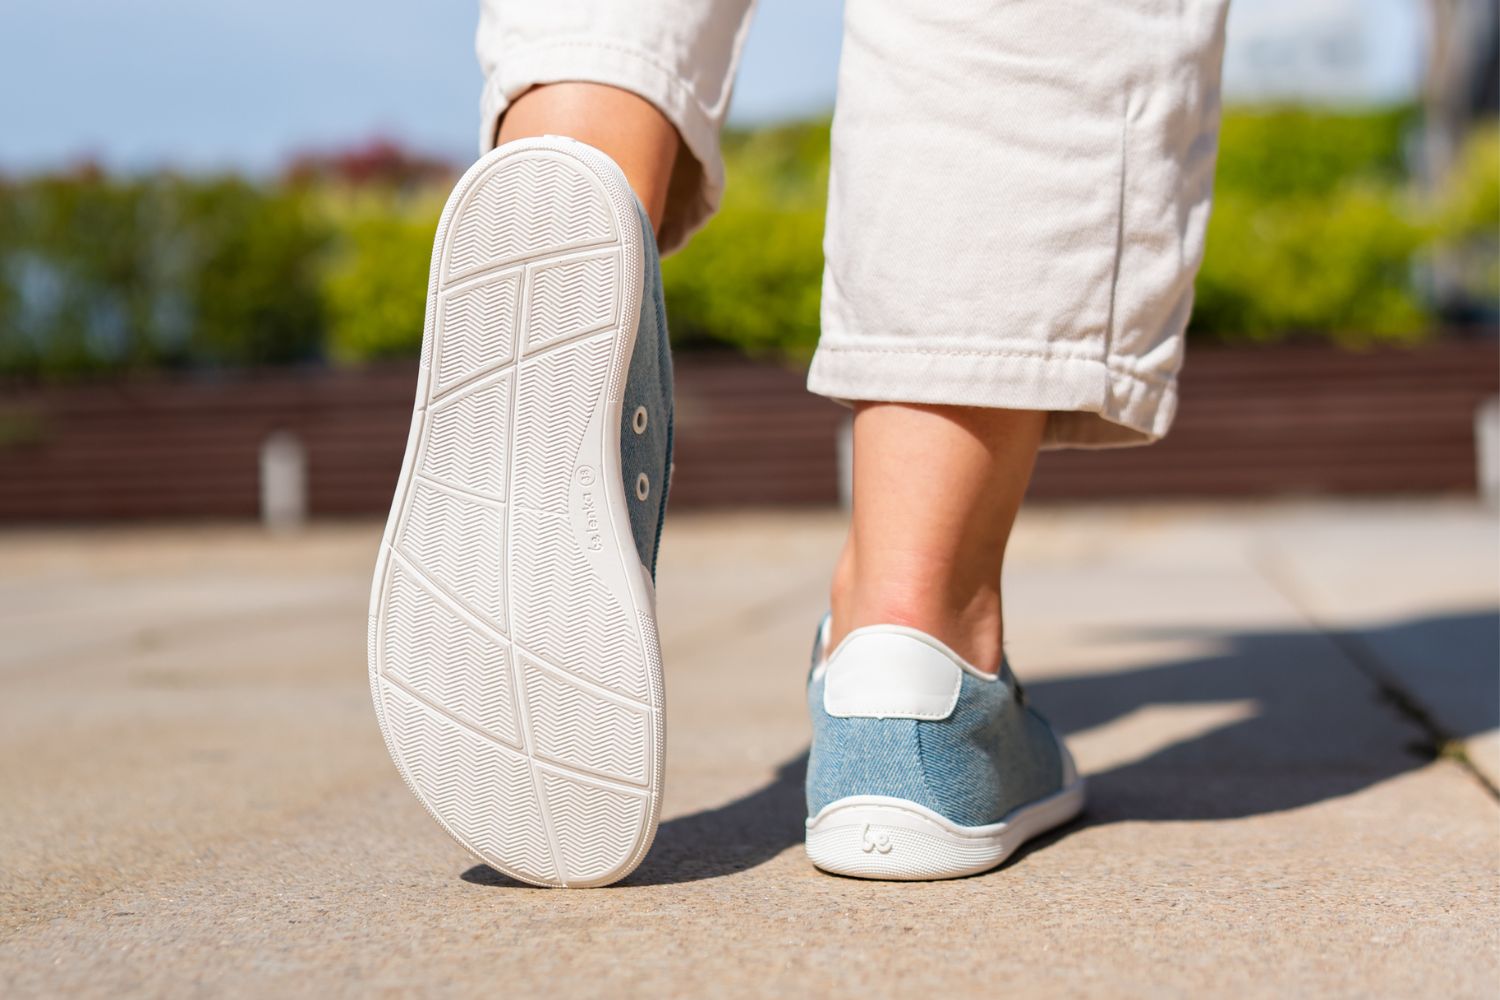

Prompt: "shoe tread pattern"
[371,145,655,888]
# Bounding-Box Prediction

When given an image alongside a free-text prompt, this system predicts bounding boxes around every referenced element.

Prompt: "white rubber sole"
[367,137,663,888]
[805,780,1086,880]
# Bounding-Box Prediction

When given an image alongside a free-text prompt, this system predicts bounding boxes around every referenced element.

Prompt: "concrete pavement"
[1,502,1496,997]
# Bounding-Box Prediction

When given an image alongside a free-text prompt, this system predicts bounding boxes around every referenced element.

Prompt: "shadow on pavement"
[1040,608,1497,824]
[625,753,809,887]
[466,609,1497,888]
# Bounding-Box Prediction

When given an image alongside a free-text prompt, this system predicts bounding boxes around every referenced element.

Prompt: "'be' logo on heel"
[861,825,893,854]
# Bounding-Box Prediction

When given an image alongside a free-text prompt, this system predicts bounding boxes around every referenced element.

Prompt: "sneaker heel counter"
[807,629,971,818]
[807,682,932,817]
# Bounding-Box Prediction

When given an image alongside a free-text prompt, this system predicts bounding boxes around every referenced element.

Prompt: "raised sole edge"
[804,780,1086,881]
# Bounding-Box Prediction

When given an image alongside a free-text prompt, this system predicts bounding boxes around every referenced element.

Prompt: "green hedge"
[0,108,1493,376]
[0,174,327,375]
[1193,185,1428,343]
[661,123,828,360]
[1431,123,1500,305]
[1190,106,1429,342]
[319,189,441,363]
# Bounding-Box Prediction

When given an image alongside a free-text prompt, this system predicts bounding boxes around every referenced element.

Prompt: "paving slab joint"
[1255,551,1500,805]
[1329,627,1498,803]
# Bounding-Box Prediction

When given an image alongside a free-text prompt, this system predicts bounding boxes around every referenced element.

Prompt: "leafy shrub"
[1429,124,1500,308]
[0,173,327,376]
[1436,124,1500,236]
[1210,106,1413,199]
[1191,186,1429,342]
[181,179,329,365]
[0,108,1486,377]
[1189,106,1430,342]
[661,122,829,359]
[318,188,440,362]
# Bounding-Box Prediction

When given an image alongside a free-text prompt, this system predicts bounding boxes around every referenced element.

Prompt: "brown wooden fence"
[0,339,1494,521]
[1030,338,1499,498]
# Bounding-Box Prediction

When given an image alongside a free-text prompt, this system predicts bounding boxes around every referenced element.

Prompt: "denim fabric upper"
[806,627,1067,827]
[619,201,674,581]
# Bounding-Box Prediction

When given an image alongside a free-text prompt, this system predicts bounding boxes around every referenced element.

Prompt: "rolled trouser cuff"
[806,342,1179,449]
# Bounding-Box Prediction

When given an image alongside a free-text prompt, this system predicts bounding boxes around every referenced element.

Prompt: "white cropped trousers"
[477,1,1230,446]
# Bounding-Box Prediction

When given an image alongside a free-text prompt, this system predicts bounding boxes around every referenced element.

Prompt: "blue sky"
[0,0,1421,174]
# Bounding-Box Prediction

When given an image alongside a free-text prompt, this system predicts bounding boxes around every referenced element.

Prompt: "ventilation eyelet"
[635,473,650,501]
[632,406,648,434]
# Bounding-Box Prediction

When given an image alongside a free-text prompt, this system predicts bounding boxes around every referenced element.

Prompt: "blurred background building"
[0,0,1496,520]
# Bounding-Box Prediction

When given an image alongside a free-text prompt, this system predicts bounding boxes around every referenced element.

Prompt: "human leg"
[819,0,1230,664]
[370,0,754,888]
[830,403,1046,675]
[804,0,1230,879]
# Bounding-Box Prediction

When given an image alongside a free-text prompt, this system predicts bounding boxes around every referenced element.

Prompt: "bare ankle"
[827,402,1040,675]
[829,558,1004,673]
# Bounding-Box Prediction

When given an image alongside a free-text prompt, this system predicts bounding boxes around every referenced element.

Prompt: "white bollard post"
[260,430,308,531]
[1477,396,1499,508]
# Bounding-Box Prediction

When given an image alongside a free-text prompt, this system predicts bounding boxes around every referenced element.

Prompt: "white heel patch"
[823,630,964,721]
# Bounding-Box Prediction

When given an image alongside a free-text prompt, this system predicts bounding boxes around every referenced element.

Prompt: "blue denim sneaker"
[805,618,1085,879]
[368,137,672,888]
